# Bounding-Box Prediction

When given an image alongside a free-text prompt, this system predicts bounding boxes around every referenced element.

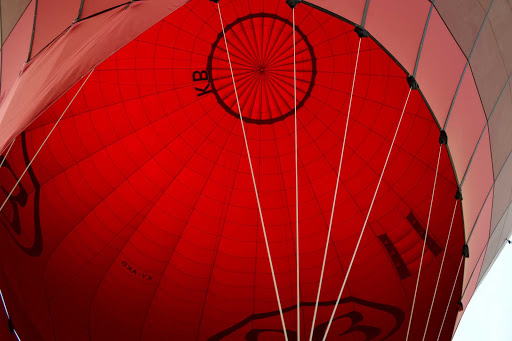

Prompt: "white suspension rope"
[292,8,300,341]
[309,38,362,341]
[422,199,458,341]
[0,69,95,214]
[0,289,9,318]
[0,138,16,169]
[406,144,442,341]
[215,4,289,340]
[321,87,412,341]
[14,329,21,341]
[1,289,22,340]
[437,256,464,341]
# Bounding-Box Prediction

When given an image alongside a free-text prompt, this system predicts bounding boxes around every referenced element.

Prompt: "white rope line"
[422,199,458,341]
[292,8,300,341]
[1,288,22,340]
[0,69,95,214]
[406,144,442,341]
[0,138,16,169]
[437,256,464,341]
[321,87,412,341]
[309,37,362,341]
[14,329,21,341]
[215,4,288,340]
[0,289,9,318]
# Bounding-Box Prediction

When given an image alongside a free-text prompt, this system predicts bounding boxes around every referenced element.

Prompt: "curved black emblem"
[208,297,404,340]
[0,132,43,257]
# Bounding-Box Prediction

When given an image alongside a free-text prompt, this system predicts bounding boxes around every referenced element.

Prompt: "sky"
[453,243,512,341]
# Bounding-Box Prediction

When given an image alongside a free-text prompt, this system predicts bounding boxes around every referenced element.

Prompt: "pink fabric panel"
[365,0,430,73]
[306,0,366,25]
[434,0,486,57]
[464,188,492,289]
[479,206,510,285]
[0,0,189,152]
[0,1,35,102]
[470,20,509,116]
[489,143,512,232]
[445,71,487,178]
[1,0,33,44]
[456,244,487,331]
[415,9,466,127]
[80,0,129,19]
[29,0,82,59]
[460,129,494,236]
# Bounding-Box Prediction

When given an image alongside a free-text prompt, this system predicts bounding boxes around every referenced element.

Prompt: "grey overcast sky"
[453,244,512,341]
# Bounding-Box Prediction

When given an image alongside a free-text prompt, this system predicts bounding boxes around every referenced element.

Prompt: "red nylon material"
[0,0,188,154]
[0,0,464,340]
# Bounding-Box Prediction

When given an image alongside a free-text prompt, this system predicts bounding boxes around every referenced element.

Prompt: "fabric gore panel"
[415,8,466,127]
[470,17,509,116]
[460,130,494,236]
[0,0,32,44]
[29,0,82,59]
[434,0,487,56]
[486,0,512,76]
[0,0,34,100]
[445,71,487,179]
[489,82,512,177]
[490,142,512,232]
[478,206,511,285]
[463,188,492,288]
[365,0,430,73]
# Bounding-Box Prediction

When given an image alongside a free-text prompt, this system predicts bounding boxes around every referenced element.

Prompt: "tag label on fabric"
[121,260,153,281]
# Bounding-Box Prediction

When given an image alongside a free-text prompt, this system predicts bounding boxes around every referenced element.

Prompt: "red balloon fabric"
[3,0,503,340]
